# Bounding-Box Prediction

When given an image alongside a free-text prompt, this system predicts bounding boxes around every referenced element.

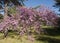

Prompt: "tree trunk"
[4,3,8,18]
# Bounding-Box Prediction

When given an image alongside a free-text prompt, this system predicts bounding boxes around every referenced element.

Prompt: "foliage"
[0,14,3,19]
[0,0,27,17]
[0,14,3,23]
[54,0,60,11]
[8,6,16,14]
[0,0,26,6]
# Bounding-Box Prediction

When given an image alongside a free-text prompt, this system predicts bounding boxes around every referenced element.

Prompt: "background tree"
[54,0,60,11]
[0,0,27,17]
[54,0,60,31]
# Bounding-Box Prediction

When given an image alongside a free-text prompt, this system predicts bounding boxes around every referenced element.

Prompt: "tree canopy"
[54,0,60,11]
[0,0,27,9]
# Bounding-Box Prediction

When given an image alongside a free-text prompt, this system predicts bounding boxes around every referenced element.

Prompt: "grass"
[0,32,47,43]
[0,37,46,43]
[0,26,60,43]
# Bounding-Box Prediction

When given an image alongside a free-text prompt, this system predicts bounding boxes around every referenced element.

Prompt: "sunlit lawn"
[0,38,46,43]
[0,33,47,43]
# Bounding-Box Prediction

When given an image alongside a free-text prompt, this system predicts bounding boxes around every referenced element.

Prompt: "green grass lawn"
[0,33,47,43]
[0,26,60,43]
[0,38,47,43]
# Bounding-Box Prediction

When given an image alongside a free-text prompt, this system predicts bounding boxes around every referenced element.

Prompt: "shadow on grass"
[36,36,60,43]
[43,27,60,36]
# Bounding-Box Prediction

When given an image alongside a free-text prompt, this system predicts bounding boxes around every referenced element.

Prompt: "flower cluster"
[0,6,58,37]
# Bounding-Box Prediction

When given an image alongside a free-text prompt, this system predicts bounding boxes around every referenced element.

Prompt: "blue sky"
[24,0,60,14]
